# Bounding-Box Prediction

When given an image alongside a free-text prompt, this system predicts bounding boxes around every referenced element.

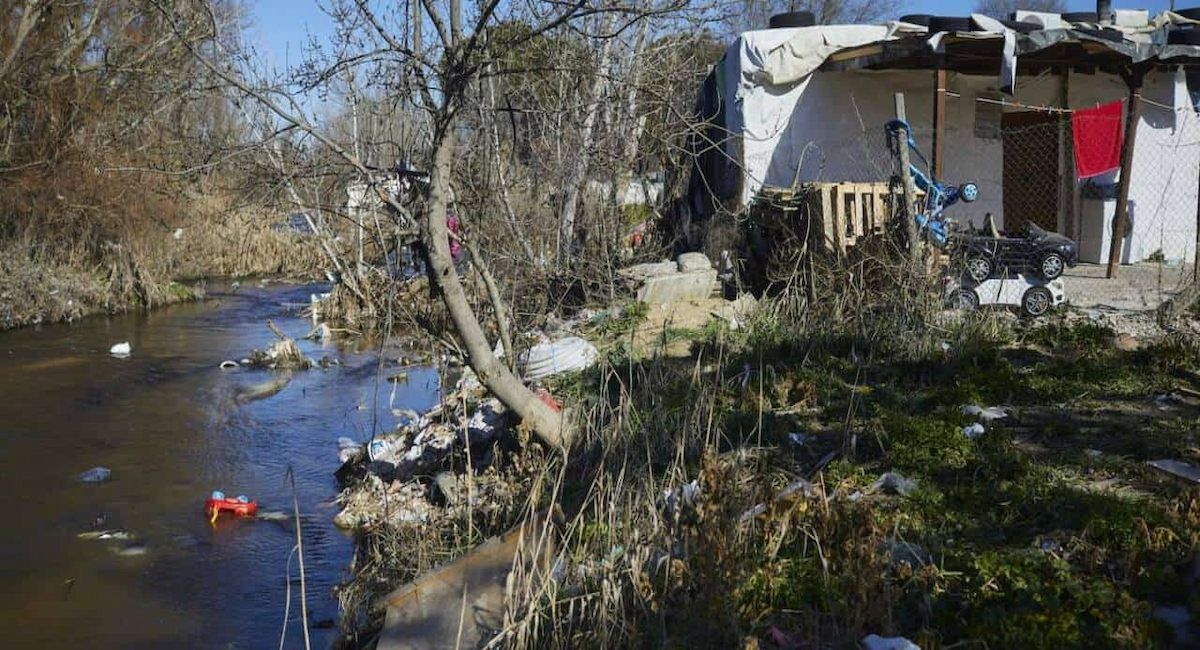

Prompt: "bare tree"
[975,0,1066,20]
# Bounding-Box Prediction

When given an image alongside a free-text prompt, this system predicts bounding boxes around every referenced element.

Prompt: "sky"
[247,0,1181,70]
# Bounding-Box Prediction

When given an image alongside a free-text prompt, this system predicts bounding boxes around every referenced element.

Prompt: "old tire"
[768,11,815,28]
[1022,287,1052,318]
[899,14,932,26]
[953,288,979,311]
[928,16,973,32]
[1038,252,1066,280]
[965,255,993,283]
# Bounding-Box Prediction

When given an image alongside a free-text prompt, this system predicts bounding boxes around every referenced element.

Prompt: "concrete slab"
[1063,262,1195,311]
[637,269,717,304]
[377,517,555,650]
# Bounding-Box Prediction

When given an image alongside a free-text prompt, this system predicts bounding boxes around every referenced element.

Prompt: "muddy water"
[0,282,439,648]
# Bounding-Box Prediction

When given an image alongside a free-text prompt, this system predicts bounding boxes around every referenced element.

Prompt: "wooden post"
[933,67,947,180]
[1106,68,1145,279]
[895,93,920,264]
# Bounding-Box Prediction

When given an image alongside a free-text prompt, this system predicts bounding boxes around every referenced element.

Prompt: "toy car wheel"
[953,288,979,311]
[1021,287,1052,318]
[1039,252,1065,280]
[965,255,992,282]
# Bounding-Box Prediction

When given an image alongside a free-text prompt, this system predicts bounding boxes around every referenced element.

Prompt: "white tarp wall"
[723,27,1200,264]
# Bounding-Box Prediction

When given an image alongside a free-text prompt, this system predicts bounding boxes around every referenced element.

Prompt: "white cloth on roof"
[756,24,917,87]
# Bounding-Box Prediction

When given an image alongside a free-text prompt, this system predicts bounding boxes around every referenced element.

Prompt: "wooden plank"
[832,184,847,254]
[1107,67,1146,279]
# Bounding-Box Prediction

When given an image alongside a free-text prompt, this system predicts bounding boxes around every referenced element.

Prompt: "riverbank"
[0,203,325,330]
[332,291,1200,648]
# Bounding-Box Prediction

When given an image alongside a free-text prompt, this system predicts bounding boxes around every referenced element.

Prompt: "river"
[0,281,439,648]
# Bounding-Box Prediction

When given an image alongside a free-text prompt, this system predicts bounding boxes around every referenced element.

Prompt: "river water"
[0,282,439,648]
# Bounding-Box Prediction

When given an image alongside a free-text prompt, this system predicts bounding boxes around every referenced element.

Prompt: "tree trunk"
[426,121,571,451]
[556,14,615,262]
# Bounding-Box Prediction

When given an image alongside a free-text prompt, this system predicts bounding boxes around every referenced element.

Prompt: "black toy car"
[956,222,1078,283]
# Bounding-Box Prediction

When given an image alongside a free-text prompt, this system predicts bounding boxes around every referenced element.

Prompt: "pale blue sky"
[247,0,1179,69]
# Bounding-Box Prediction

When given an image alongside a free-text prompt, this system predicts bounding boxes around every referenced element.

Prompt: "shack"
[687,5,1200,270]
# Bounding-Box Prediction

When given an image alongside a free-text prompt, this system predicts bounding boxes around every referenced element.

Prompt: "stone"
[433,471,464,505]
[637,269,717,304]
[676,252,713,272]
[618,261,676,281]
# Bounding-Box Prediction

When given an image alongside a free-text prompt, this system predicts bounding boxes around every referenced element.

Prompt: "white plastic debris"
[1154,393,1183,410]
[862,634,920,650]
[337,437,362,464]
[963,423,986,439]
[78,467,112,483]
[109,342,132,358]
[219,360,239,369]
[788,432,813,446]
[517,336,598,380]
[872,471,917,496]
[173,228,184,240]
[961,404,1008,422]
[663,480,701,515]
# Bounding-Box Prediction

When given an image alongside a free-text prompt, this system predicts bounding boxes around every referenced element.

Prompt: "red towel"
[1072,100,1124,178]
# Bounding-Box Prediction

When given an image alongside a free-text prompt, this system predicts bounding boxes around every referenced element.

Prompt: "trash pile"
[332,385,520,531]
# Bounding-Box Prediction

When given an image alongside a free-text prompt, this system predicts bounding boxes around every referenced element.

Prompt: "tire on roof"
[928,16,973,33]
[768,11,816,29]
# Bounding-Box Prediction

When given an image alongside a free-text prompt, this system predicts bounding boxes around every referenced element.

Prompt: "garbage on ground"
[517,336,598,380]
[739,478,815,524]
[961,404,1008,423]
[109,342,131,358]
[77,529,132,540]
[1154,392,1184,409]
[879,538,933,570]
[465,398,507,445]
[338,437,363,464]
[862,633,920,650]
[963,422,986,439]
[334,475,432,529]
[872,471,917,496]
[535,387,562,412]
[787,432,813,446]
[77,467,112,483]
[204,491,259,524]
[662,479,701,516]
[1148,459,1200,484]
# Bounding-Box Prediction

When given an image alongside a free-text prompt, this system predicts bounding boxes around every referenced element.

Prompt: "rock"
[676,252,713,273]
[1148,459,1200,484]
[618,260,677,281]
[77,467,112,483]
[1113,333,1140,351]
[637,269,717,304]
[433,471,464,505]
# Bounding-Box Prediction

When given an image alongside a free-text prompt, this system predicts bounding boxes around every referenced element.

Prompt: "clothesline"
[943,89,1196,114]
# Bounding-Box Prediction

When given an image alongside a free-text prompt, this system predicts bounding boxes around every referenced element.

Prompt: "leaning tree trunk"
[425,120,571,451]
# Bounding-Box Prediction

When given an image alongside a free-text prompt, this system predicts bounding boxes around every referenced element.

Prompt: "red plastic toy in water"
[205,491,258,524]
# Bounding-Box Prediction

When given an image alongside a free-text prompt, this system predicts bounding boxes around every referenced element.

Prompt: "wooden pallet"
[758,182,904,253]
